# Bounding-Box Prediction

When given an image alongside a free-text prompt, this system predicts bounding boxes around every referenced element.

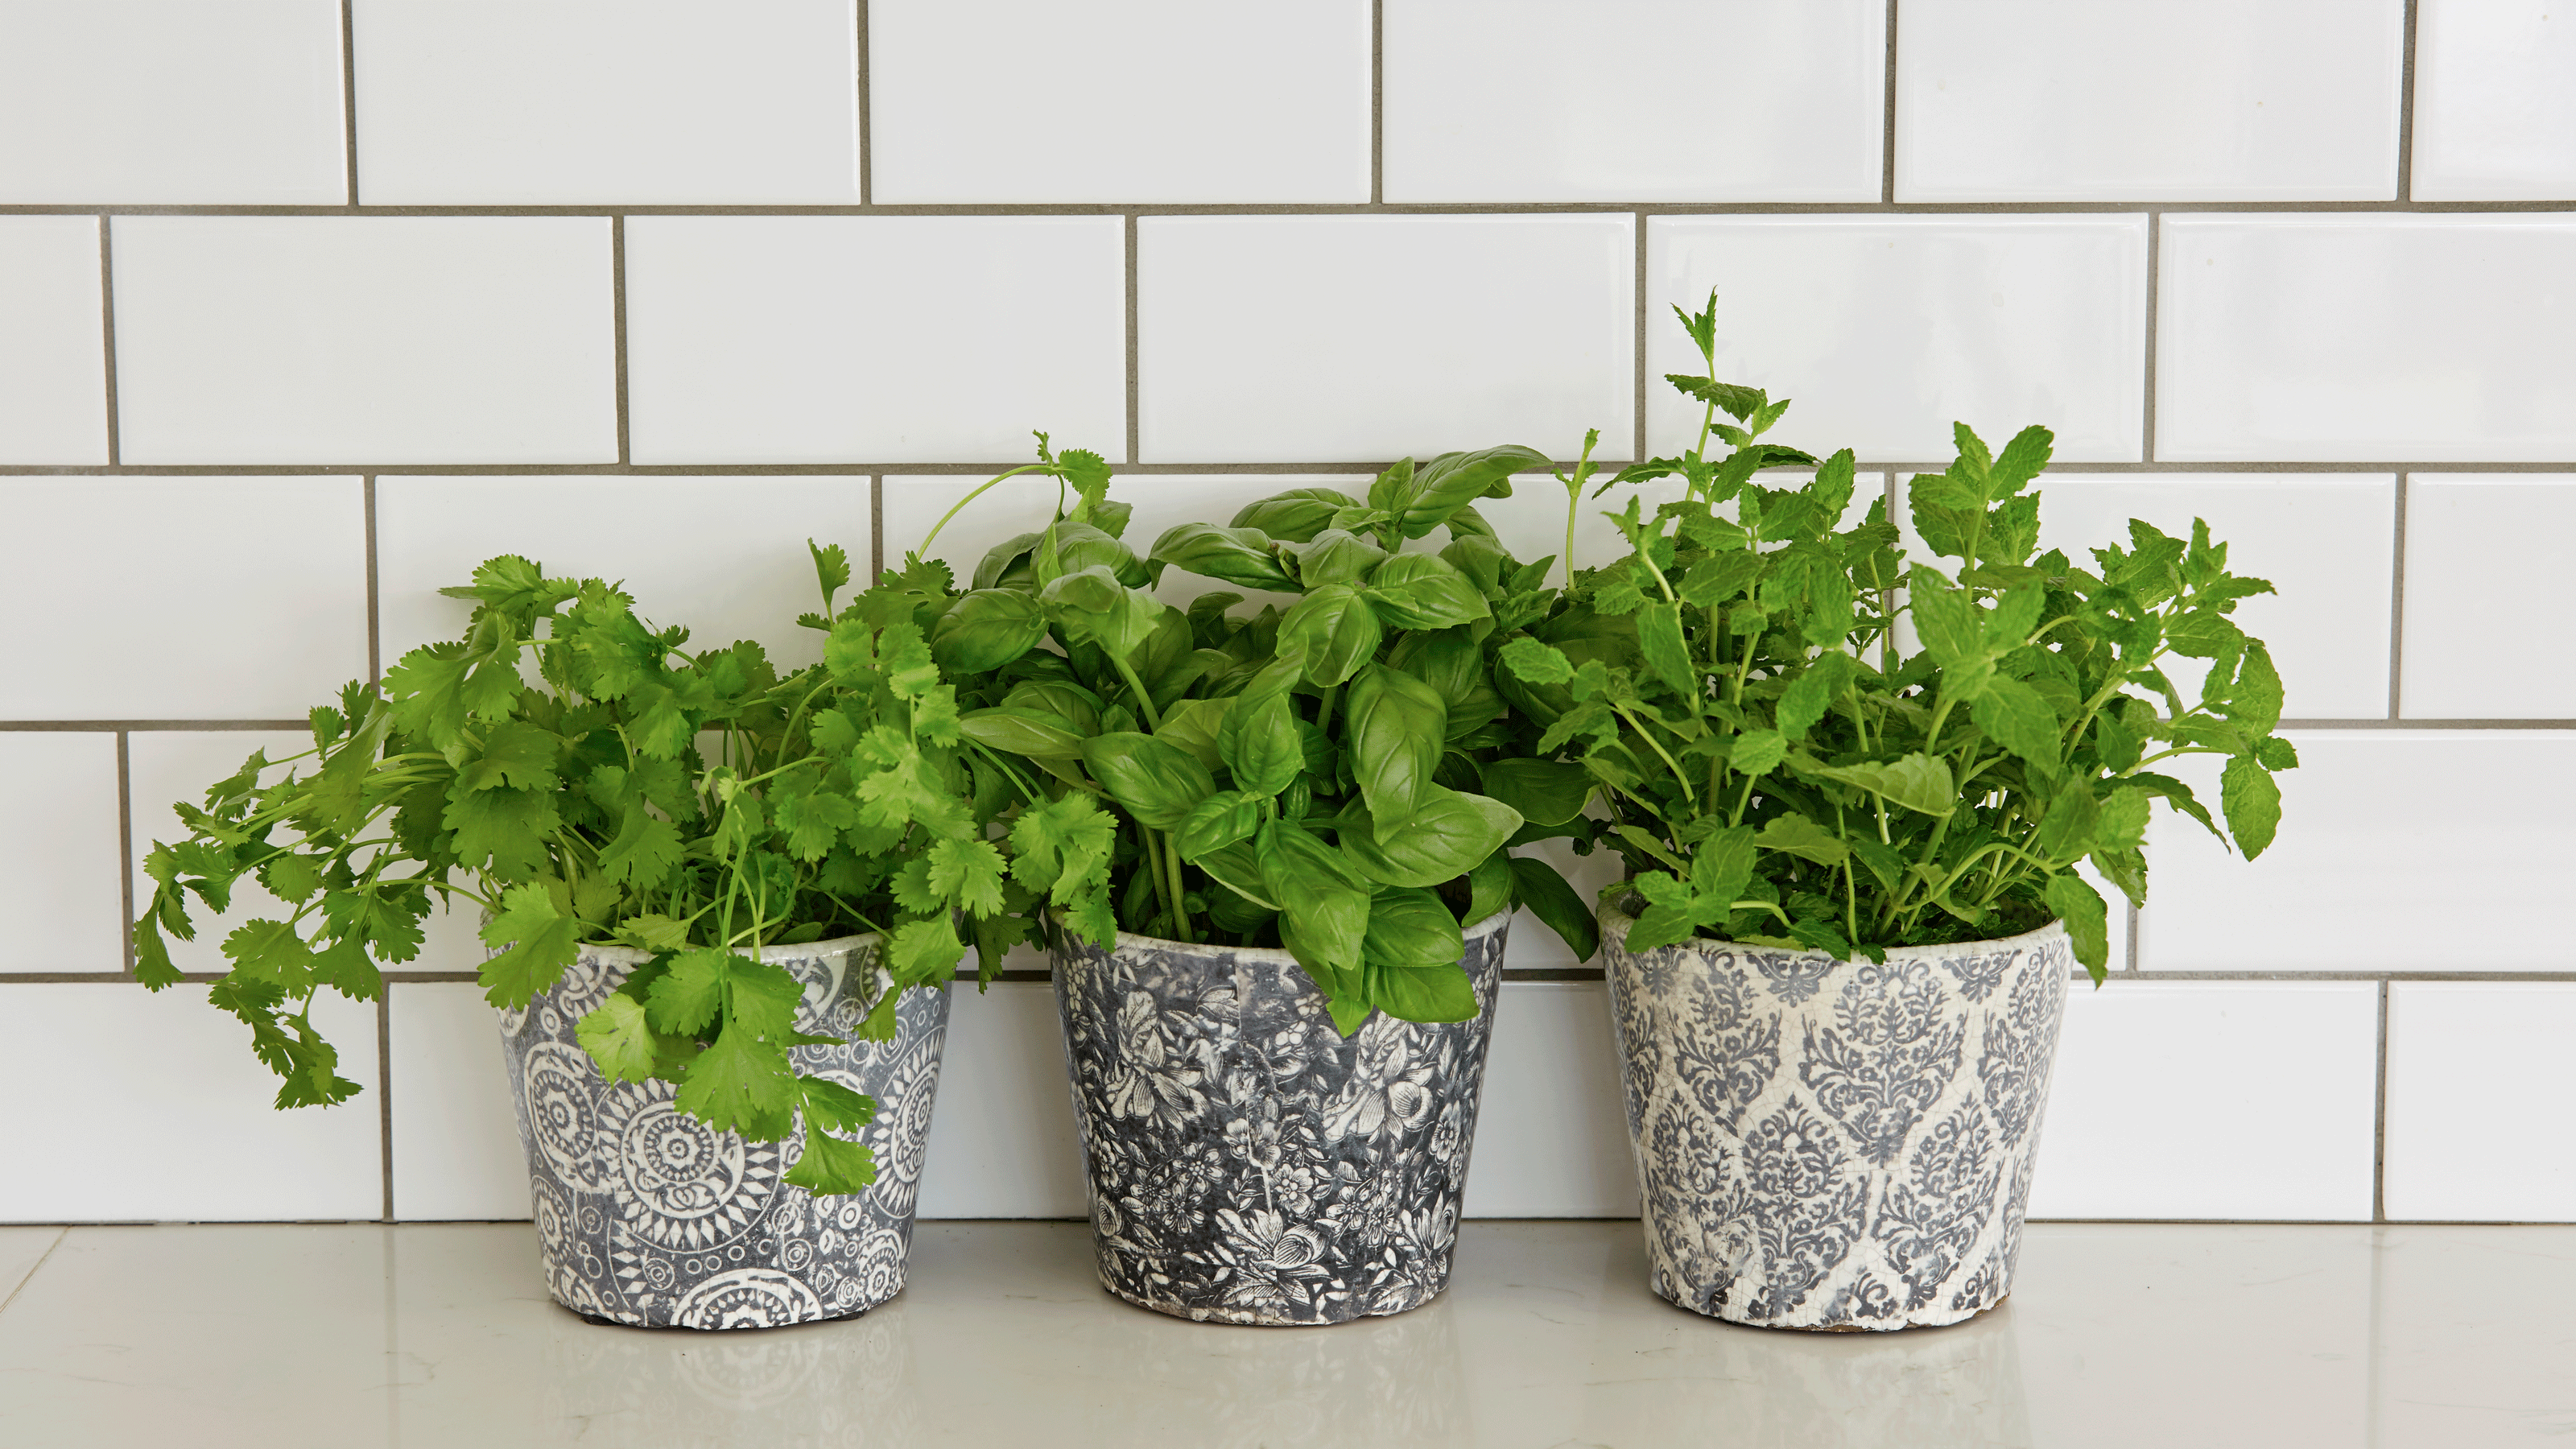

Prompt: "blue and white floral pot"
[495,932,949,1330]
[1601,906,2070,1331]
[1050,914,1509,1326]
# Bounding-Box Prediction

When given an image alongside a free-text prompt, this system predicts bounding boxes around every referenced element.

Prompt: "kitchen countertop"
[1,1218,2568,1447]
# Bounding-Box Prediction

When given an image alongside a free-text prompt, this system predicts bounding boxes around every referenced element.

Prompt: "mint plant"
[1496,296,2296,980]
[132,548,1107,1193]
[916,436,1601,1034]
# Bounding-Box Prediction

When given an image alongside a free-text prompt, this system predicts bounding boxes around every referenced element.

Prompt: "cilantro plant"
[131,547,1092,1194]
[918,436,1602,1035]
[1496,296,2297,980]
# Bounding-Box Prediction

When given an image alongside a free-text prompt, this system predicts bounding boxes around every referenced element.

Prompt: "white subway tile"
[869,0,1367,203]
[1462,983,1639,1218]
[917,982,1088,1218]
[2401,477,2576,720]
[350,0,857,204]
[0,0,345,204]
[0,479,366,719]
[2157,215,2576,462]
[2031,475,2396,720]
[625,217,1124,465]
[0,733,123,975]
[1897,0,2403,201]
[111,217,615,464]
[388,984,528,1221]
[127,730,321,976]
[2028,981,2379,1220]
[2385,984,2576,1222]
[0,217,106,464]
[0,983,381,1221]
[1648,216,2147,464]
[2143,732,2576,972]
[375,475,873,668]
[1140,216,1633,464]
[1383,0,1882,202]
[2411,0,2576,200]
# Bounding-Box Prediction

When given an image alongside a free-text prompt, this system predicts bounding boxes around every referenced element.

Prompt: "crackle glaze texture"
[1602,909,2071,1331]
[494,934,949,1331]
[1050,915,1509,1327]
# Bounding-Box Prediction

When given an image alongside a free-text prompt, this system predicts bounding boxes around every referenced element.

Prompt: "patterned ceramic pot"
[1049,914,1509,1326]
[1601,904,2070,1331]
[495,932,950,1330]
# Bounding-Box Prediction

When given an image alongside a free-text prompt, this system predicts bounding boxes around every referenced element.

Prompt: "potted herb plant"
[131,547,1105,1329]
[1495,297,2298,1331]
[910,436,1601,1325]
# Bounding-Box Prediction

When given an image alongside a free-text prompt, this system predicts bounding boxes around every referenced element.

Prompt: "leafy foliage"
[1500,295,2297,982]
[133,546,1107,1193]
[924,436,1600,1033]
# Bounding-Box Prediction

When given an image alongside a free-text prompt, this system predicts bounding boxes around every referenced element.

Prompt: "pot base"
[1649,1274,2010,1333]
[1095,1273,1443,1328]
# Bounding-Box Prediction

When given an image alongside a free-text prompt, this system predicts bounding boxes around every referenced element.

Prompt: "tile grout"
[0,1228,69,1319]
[1880,0,1899,204]
[2373,979,2392,1222]
[363,475,381,684]
[2388,474,2409,719]
[3,460,2570,478]
[2396,0,2421,203]
[855,0,872,206]
[1369,0,1384,205]
[1124,214,1141,464]
[377,993,395,1223]
[869,473,884,584]
[1632,211,1647,464]
[2140,213,2159,461]
[609,217,630,464]
[338,0,360,204]
[2,200,2566,219]
[114,732,134,977]
[95,217,118,465]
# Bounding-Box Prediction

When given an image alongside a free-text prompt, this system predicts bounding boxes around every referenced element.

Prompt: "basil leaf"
[1508,857,1598,962]
[1149,522,1298,592]
[1232,487,1362,543]
[1479,758,1590,828]
[1039,565,1163,661]
[1346,663,1446,828]
[1292,529,1388,588]
[1361,552,1491,630]
[1276,583,1383,687]
[1339,787,1522,888]
[930,588,1047,673]
[1362,885,1463,968]
[1365,960,1480,1023]
[956,707,1085,760]
[1257,820,1370,978]
[1400,444,1548,539]
[1173,789,1263,860]
[1220,689,1304,800]
[1080,732,1216,831]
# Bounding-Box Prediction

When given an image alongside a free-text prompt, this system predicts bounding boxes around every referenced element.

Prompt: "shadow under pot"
[1600,904,2071,1331]
[1050,913,1510,1326]
[494,932,950,1330]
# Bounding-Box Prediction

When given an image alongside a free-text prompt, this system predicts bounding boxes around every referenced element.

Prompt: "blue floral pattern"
[1051,917,1509,1326]
[1603,909,2070,1331]
[496,935,948,1330]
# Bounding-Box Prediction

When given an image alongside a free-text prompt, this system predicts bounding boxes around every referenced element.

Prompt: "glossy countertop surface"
[0,1218,2569,1447]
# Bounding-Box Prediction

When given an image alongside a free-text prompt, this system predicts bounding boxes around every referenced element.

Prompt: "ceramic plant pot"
[1600,904,2070,1331]
[496,932,949,1330]
[1050,914,1509,1326]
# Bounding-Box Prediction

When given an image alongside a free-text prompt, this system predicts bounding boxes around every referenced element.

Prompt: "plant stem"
[916,464,1053,561]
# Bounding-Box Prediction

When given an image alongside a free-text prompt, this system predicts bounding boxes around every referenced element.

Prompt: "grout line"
[2396,0,2421,202]
[870,474,885,584]
[96,217,119,465]
[3,459,2570,479]
[378,994,395,1223]
[1,200,2568,220]
[1633,211,1648,463]
[0,720,317,733]
[2373,980,2392,1223]
[2141,213,2160,461]
[2388,474,2409,719]
[2124,902,2141,973]
[363,476,381,684]
[610,217,631,464]
[339,0,360,204]
[855,0,872,205]
[0,1228,68,1319]
[1369,0,1384,205]
[1124,214,1141,464]
[1880,0,1899,204]
[115,732,134,977]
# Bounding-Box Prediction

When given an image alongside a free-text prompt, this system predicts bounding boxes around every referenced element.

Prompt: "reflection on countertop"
[0,1217,2570,1447]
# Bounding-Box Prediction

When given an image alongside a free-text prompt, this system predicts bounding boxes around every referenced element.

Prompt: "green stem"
[1111,655,1164,731]
[1163,832,1193,944]
[917,464,1054,560]
[1608,702,1695,805]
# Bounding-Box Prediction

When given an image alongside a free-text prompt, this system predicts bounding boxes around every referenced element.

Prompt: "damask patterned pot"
[497,932,949,1330]
[1050,914,1509,1326]
[1601,905,2070,1331]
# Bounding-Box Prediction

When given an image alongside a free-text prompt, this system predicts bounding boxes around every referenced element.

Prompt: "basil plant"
[130,548,1096,1194]
[1496,296,2298,981]
[920,436,1603,1035]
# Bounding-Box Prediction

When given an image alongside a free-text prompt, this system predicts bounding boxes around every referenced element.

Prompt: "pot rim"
[561,929,885,969]
[1598,898,2066,960]
[1051,907,1510,964]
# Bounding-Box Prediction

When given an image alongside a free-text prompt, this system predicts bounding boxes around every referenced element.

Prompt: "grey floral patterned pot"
[1049,914,1509,1326]
[495,932,949,1330]
[1601,905,2070,1331]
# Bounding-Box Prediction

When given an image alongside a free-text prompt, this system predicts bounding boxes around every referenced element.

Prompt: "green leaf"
[1362,885,1463,968]
[927,836,1009,916]
[2254,735,2300,771]
[1793,753,1957,818]
[1361,553,1491,630]
[1507,857,1598,961]
[784,1124,879,1196]
[2044,873,2112,981]
[477,882,585,1009]
[1971,676,2063,775]
[2095,786,2152,851]
[2221,753,2284,859]
[1497,635,1575,685]
[1691,824,1757,910]
[597,805,687,883]
[1173,789,1263,860]
[808,539,852,609]
[1219,690,1304,800]
[1276,584,1384,687]
[1367,960,1480,1022]
[1232,487,1363,544]
[798,1076,877,1135]
[576,993,664,1084]
[646,947,733,1036]
[1257,821,1371,976]
[1776,653,1859,741]
[257,853,324,905]
[2034,785,2101,862]
[1340,787,1522,888]
[1634,601,1694,695]
[1731,729,1789,777]
[1345,663,1446,828]
[1465,850,1514,925]
[931,588,1048,673]
[1909,569,1980,667]
[1663,374,1765,422]
[1150,522,1299,591]
[2227,642,2285,737]
[957,706,1086,760]
[1754,813,1848,867]
[1479,758,1591,828]
[1081,732,1215,832]
[1039,565,1163,661]
[1291,530,1388,588]
[1400,444,1546,539]
[675,1027,797,1140]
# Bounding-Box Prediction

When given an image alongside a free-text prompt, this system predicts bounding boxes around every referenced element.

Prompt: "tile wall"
[0,0,2566,1226]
